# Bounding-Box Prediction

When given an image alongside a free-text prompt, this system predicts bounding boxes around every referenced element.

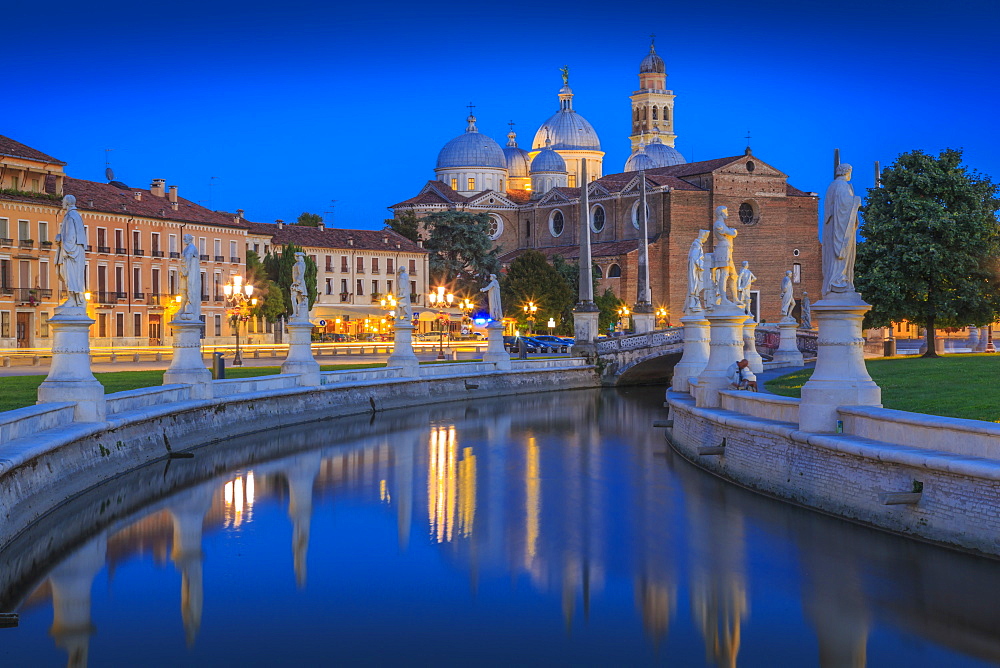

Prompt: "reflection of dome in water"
[532,84,601,151]
[436,115,507,169]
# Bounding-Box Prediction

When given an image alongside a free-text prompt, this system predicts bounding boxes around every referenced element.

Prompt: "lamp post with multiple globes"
[655,307,669,328]
[223,275,257,366]
[618,304,631,334]
[522,301,538,336]
[427,286,453,360]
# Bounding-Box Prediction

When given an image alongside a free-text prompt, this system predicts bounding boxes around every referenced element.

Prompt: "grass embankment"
[0,363,384,413]
[766,354,1000,422]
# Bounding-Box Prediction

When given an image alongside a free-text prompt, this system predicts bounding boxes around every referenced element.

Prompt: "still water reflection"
[1,388,998,667]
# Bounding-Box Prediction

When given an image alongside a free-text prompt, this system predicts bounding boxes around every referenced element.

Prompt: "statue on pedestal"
[396,266,413,321]
[290,252,308,321]
[54,195,87,310]
[822,163,862,296]
[685,230,710,314]
[178,234,201,321]
[737,261,757,317]
[480,273,502,322]
[801,292,812,329]
[710,206,739,306]
[780,270,796,319]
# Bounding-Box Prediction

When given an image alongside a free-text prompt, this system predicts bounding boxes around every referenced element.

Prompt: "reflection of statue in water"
[396,266,413,321]
[54,195,87,310]
[178,234,200,320]
[781,270,795,319]
[685,230,710,314]
[480,274,502,321]
[290,252,308,321]
[822,163,862,296]
[710,206,738,306]
[801,292,812,329]
[736,261,757,317]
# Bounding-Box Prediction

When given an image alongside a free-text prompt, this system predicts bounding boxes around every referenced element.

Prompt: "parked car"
[533,335,572,350]
[503,335,539,353]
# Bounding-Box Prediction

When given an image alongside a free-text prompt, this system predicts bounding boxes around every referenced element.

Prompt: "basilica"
[390,42,822,324]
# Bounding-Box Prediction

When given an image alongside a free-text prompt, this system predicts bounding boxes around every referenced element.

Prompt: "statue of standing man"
[822,163,862,296]
[396,265,413,321]
[710,205,739,306]
[685,230,710,314]
[290,252,309,322]
[737,261,757,317]
[480,273,502,322]
[54,195,87,311]
[780,270,796,320]
[177,234,201,321]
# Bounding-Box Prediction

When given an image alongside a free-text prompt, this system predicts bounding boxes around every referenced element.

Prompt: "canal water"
[1,388,997,667]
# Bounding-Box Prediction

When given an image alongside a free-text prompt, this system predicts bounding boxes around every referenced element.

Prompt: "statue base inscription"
[571,306,600,356]
[163,320,213,398]
[482,321,511,370]
[37,312,106,422]
[282,320,321,386]
[387,322,420,376]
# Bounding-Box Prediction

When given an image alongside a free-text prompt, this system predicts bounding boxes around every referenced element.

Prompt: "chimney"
[168,185,178,203]
[383,236,388,244]
[150,178,166,197]
[348,237,354,246]
[170,201,179,211]
[236,209,244,219]
[133,191,142,201]
[276,219,284,229]
[417,240,423,248]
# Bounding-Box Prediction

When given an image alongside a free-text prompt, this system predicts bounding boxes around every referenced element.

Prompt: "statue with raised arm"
[480,273,502,322]
[685,229,710,314]
[54,195,87,311]
[822,163,862,296]
[290,252,308,321]
[780,270,795,319]
[560,65,570,85]
[710,205,739,306]
[737,261,757,317]
[801,291,812,329]
[396,266,413,321]
[177,234,201,321]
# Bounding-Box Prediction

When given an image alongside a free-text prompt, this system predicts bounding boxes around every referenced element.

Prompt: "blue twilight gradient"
[3,0,998,229]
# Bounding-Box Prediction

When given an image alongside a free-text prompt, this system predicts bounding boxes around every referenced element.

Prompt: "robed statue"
[177,234,201,321]
[780,270,796,319]
[480,273,502,322]
[801,291,812,329]
[710,205,739,306]
[396,266,413,321]
[822,163,862,296]
[290,252,309,321]
[737,260,757,317]
[54,195,87,310]
[685,230,709,314]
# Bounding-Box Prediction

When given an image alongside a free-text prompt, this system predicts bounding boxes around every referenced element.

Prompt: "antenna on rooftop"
[104,148,115,182]
[209,176,218,210]
[324,199,338,228]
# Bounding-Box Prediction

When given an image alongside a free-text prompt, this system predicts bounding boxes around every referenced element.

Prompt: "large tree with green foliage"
[245,250,286,323]
[384,211,420,243]
[856,148,1000,357]
[296,212,323,227]
[263,243,319,318]
[499,250,574,333]
[551,254,602,331]
[595,288,624,335]
[422,211,500,294]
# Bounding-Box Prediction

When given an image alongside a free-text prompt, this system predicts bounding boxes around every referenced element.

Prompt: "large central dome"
[436,115,506,169]
[532,84,601,151]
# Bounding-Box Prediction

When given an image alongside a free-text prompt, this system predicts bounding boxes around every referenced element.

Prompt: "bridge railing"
[755,326,818,357]
[595,328,684,354]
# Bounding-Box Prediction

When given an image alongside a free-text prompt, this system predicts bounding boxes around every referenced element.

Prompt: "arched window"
[591,204,606,233]
[594,265,604,279]
[652,106,658,120]
[664,107,670,123]
[631,200,651,229]
[607,264,622,278]
[549,209,564,237]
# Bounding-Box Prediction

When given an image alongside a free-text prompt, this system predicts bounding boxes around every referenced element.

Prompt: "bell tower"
[629,37,676,151]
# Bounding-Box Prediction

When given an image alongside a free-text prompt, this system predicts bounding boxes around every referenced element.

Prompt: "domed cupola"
[530,138,568,197]
[502,125,532,193]
[434,111,509,195]
[644,132,686,167]
[530,67,605,187]
[640,41,665,74]
[630,39,677,153]
[624,142,656,172]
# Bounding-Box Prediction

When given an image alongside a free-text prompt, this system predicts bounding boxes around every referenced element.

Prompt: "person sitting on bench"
[727,359,758,391]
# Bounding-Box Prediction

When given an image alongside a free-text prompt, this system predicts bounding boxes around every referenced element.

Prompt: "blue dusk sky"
[4,0,998,230]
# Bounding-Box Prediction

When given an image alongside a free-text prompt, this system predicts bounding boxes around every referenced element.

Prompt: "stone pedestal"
[694,305,748,408]
[631,308,655,334]
[571,305,600,356]
[799,293,882,433]
[672,314,710,393]
[164,319,213,398]
[968,326,980,350]
[979,326,990,352]
[387,321,420,376]
[773,317,804,366]
[482,321,511,370]
[742,319,764,373]
[37,311,106,422]
[281,320,320,386]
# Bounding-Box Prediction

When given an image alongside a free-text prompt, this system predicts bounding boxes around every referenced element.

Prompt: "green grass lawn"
[766,354,1000,422]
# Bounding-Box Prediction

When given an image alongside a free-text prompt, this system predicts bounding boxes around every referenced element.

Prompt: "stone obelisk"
[572,159,600,355]
[632,170,655,333]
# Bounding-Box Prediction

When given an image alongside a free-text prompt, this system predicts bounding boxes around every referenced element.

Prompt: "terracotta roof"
[64,178,248,229]
[390,180,469,208]
[0,135,65,165]
[785,184,813,197]
[505,189,532,203]
[242,221,426,254]
[500,239,640,264]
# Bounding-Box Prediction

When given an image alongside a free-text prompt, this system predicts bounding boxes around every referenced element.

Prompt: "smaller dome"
[503,130,531,177]
[640,42,665,74]
[645,138,686,167]
[435,114,507,170]
[531,142,566,173]
[624,144,656,172]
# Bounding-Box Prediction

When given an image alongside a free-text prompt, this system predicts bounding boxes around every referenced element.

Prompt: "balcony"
[14,288,53,303]
[86,245,93,251]
[341,267,349,273]
[355,268,365,274]
[19,240,34,249]
[200,294,210,302]
[0,286,12,296]
[230,256,240,263]
[133,248,145,257]
[115,247,127,254]
[149,293,175,307]
[340,293,352,303]
[214,295,224,302]
[97,246,111,254]
[152,250,164,258]
[40,241,53,250]
[199,254,209,261]
[95,291,118,304]
[115,291,128,301]
[133,292,145,300]
[214,255,225,262]
[0,238,12,247]
[169,251,180,258]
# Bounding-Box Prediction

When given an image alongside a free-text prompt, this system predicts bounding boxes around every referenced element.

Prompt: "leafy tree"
[384,211,420,243]
[296,212,323,227]
[500,250,574,333]
[595,288,624,335]
[551,255,602,334]
[245,249,285,323]
[422,211,500,294]
[857,148,1000,357]
[262,243,319,317]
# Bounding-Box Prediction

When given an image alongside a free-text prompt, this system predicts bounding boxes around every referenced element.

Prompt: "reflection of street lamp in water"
[223,275,257,366]
[427,286,453,360]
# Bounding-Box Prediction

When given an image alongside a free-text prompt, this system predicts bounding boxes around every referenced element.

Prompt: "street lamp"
[427,286,454,360]
[655,307,669,328]
[618,305,631,334]
[223,275,257,366]
[457,297,475,335]
[522,301,538,336]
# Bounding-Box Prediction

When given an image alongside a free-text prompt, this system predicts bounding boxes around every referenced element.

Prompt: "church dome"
[503,130,531,177]
[640,42,665,74]
[436,114,507,170]
[531,143,566,173]
[624,144,656,172]
[645,138,685,167]
[532,84,601,151]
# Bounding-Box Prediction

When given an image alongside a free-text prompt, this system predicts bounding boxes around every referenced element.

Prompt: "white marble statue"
[480,273,502,322]
[822,163,862,296]
[780,270,795,319]
[396,266,413,321]
[178,234,201,320]
[710,205,739,306]
[737,260,757,317]
[685,229,710,314]
[54,195,87,310]
[801,291,812,329]
[290,252,308,321]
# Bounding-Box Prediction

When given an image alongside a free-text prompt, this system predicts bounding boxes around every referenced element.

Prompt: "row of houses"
[0,135,430,349]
